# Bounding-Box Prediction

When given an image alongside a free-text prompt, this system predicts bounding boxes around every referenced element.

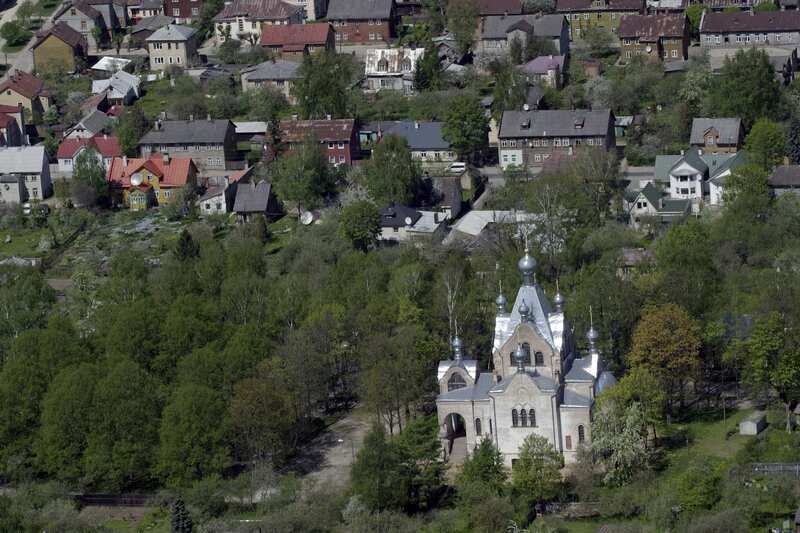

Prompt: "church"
[436,249,617,465]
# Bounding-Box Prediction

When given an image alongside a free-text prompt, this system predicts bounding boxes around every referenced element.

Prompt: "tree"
[170,497,193,533]
[490,62,527,121]
[414,41,443,91]
[745,117,785,170]
[628,303,701,412]
[15,2,34,28]
[754,1,778,10]
[706,48,782,128]
[442,93,489,161]
[685,5,705,37]
[786,117,800,164]
[72,147,108,205]
[115,106,150,157]
[0,21,32,47]
[292,52,354,119]
[582,27,614,57]
[456,439,507,495]
[363,134,421,205]
[723,163,769,204]
[244,87,288,122]
[338,200,380,251]
[590,401,650,486]
[395,415,445,510]
[523,0,555,13]
[511,434,563,509]
[174,229,200,261]
[157,385,230,487]
[726,312,800,431]
[270,135,337,212]
[351,423,411,511]
[448,0,479,55]
[598,366,664,442]
[509,36,523,65]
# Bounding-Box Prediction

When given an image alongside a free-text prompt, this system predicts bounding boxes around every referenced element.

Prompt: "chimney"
[163,152,170,164]
[325,113,332,120]
[414,121,419,129]
[122,155,128,166]
[189,114,194,121]
[680,149,684,155]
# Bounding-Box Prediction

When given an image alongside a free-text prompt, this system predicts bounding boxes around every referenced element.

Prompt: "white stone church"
[436,250,617,465]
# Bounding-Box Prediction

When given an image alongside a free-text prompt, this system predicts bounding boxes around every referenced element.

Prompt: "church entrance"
[444,413,467,462]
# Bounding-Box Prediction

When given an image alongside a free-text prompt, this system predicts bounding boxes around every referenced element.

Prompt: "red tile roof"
[81,92,108,112]
[228,166,253,183]
[57,134,122,159]
[619,14,686,40]
[259,22,333,47]
[0,113,15,128]
[0,104,22,114]
[556,0,643,11]
[106,153,195,188]
[477,0,522,15]
[0,70,45,100]
[33,21,87,50]
[214,0,301,21]
[279,117,355,143]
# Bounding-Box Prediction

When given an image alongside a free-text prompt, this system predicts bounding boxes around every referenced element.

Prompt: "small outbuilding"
[739,411,767,436]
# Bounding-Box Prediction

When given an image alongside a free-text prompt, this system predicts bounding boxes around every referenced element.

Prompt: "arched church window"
[520,409,527,427]
[511,409,519,427]
[534,351,544,366]
[529,409,536,427]
[578,425,585,443]
[475,418,482,435]
[448,373,466,391]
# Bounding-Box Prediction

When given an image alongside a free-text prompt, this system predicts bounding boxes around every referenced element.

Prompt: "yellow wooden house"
[106,154,197,210]
[32,22,87,74]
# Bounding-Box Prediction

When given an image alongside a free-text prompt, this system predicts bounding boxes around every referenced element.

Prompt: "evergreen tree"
[786,117,800,164]
[170,497,193,533]
[413,42,443,91]
[350,423,411,511]
[174,230,199,261]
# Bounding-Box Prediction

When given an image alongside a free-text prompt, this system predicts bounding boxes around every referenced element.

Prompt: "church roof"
[437,359,477,382]
[438,373,494,402]
[562,389,592,408]
[494,282,558,353]
[490,370,557,394]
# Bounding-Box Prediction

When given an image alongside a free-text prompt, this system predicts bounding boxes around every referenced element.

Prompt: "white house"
[654,149,747,211]
[0,146,52,201]
[364,48,425,94]
[56,134,122,175]
[92,70,141,105]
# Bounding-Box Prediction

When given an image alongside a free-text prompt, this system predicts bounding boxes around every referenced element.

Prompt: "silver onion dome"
[518,250,537,285]
[587,325,599,345]
[553,290,564,311]
[519,300,530,320]
[495,292,507,313]
[452,336,464,361]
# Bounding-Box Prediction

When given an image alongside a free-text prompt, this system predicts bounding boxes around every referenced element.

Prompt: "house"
[31,22,87,74]
[185,64,238,90]
[378,202,447,242]
[56,134,122,175]
[126,0,163,21]
[241,59,301,103]
[768,165,800,197]
[259,22,335,57]
[498,109,615,169]
[0,146,52,201]
[707,46,798,85]
[618,14,688,61]
[360,120,455,165]
[556,0,644,40]
[232,177,281,221]
[478,14,570,61]
[106,153,197,209]
[213,0,303,43]
[164,0,202,22]
[55,1,108,49]
[0,107,23,147]
[146,24,198,71]
[689,118,742,154]
[83,0,129,31]
[80,92,110,115]
[654,149,747,209]
[364,47,424,93]
[91,70,141,105]
[436,251,617,466]
[518,55,566,88]
[138,117,239,171]
[284,0,327,20]
[65,109,112,139]
[625,182,690,228]
[0,71,52,122]
[130,14,174,47]
[198,166,252,215]
[326,0,395,44]
[0,175,27,204]
[700,10,800,48]
[279,116,358,165]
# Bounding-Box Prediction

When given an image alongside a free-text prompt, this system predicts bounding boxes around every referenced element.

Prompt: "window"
[529,409,536,427]
[81,20,87,30]
[671,49,678,58]
[534,351,544,366]
[337,142,344,149]
[192,7,198,14]
[369,33,376,40]
[168,56,174,64]
[173,8,180,16]
[520,409,528,427]
[448,373,467,391]
[154,57,165,64]
[176,56,181,63]
[578,425,585,443]
[32,187,38,198]
[329,155,336,163]
[70,8,76,14]
[680,188,689,195]
[475,418,482,435]
[339,155,345,163]
[565,435,572,450]
[534,153,541,162]
[511,409,519,427]
[511,458,518,469]
[215,202,221,210]
[238,19,244,32]
[328,142,334,149]
[690,187,696,194]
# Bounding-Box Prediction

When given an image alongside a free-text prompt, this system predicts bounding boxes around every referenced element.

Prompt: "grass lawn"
[0,227,50,258]
[267,216,296,254]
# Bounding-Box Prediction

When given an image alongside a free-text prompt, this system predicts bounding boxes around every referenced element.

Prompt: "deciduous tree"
[590,401,650,486]
[442,93,489,160]
[745,117,785,170]
[511,434,563,509]
[271,135,337,212]
[363,134,421,205]
[338,200,380,251]
[447,0,479,55]
[292,52,354,119]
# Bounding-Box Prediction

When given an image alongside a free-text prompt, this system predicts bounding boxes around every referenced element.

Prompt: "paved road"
[0,4,59,81]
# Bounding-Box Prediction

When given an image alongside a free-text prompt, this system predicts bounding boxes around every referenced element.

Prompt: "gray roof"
[243,59,301,81]
[655,150,741,182]
[199,185,225,202]
[0,146,46,173]
[139,119,231,145]
[76,109,111,134]
[379,203,421,228]
[769,165,800,188]
[490,370,557,394]
[565,357,595,382]
[562,388,592,408]
[481,14,566,40]
[499,109,612,139]
[326,0,393,19]
[233,180,272,213]
[438,373,494,402]
[146,23,196,42]
[366,120,450,151]
[131,14,174,34]
[690,118,741,146]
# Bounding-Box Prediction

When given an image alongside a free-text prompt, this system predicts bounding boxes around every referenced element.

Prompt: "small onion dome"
[518,300,530,320]
[587,325,599,345]
[518,251,537,282]
[553,291,564,311]
[452,336,464,360]
[496,292,507,312]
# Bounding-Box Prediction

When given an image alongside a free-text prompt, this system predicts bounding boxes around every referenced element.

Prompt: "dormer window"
[448,373,467,391]
[520,119,531,129]
[574,117,584,129]
[377,57,388,72]
[401,58,412,72]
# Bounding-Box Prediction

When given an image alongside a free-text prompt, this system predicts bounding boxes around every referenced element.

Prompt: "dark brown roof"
[0,70,45,99]
[477,0,522,16]
[33,21,87,50]
[279,118,355,143]
[619,14,686,40]
[701,11,800,33]
[769,165,800,188]
[556,0,643,11]
[213,0,301,21]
